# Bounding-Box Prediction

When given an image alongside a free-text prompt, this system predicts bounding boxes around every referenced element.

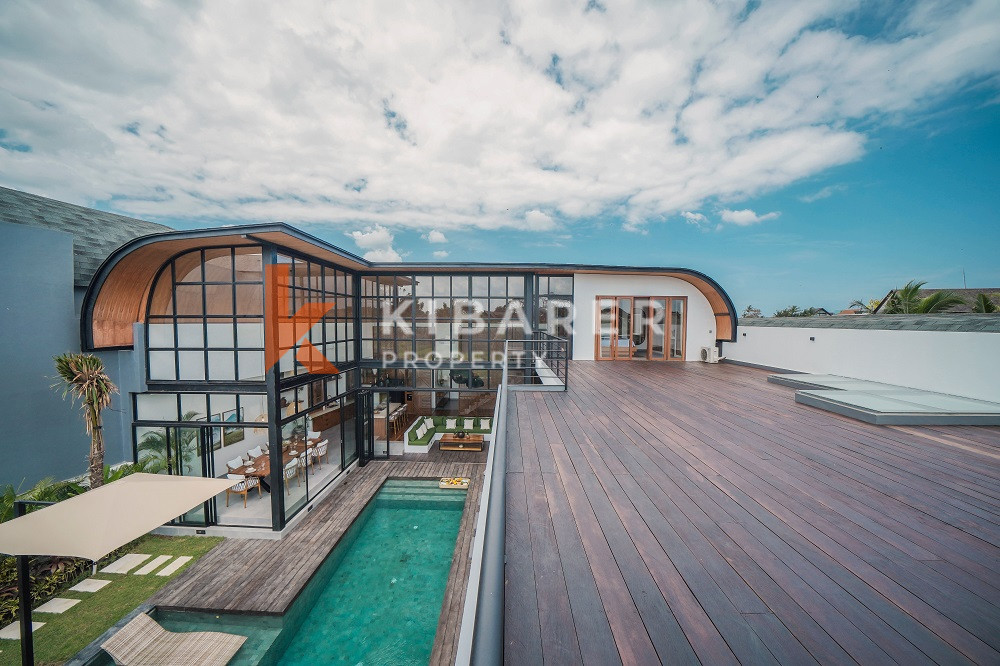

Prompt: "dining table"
[233,445,314,493]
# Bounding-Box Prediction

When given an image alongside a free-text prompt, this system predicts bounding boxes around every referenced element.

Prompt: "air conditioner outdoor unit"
[700,346,720,363]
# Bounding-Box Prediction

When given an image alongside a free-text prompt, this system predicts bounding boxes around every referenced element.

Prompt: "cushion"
[463,418,475,430]
[479,418,492,430]
[416,425,426,439]
[446,418,458,430]
[423,417,434,429]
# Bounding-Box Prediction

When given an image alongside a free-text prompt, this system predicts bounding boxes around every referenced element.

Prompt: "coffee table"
[438,433,484,452]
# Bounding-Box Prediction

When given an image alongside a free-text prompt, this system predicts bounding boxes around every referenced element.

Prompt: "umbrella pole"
[17,552,32,666]
[14,500,53,666]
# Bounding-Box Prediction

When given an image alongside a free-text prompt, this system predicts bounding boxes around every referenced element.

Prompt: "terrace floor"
[505,360,1000,665]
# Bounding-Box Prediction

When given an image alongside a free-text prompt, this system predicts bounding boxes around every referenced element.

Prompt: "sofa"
[404,416,493,451]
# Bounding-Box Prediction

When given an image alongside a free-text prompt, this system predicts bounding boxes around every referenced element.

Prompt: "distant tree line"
[741,280,998,319]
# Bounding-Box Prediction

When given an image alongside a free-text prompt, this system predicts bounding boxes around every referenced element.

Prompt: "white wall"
[572,273,718,361]
[725,325,1000,402]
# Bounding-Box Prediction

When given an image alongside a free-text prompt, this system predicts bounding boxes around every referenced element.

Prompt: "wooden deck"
[505,361,1000,665]
[153,450,487,665]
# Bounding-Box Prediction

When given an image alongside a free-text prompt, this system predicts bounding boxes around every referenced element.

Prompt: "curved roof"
[82,222,737,349]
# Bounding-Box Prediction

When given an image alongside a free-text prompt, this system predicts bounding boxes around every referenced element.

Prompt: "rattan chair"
[283,458,300,494]
[225,473,260,508]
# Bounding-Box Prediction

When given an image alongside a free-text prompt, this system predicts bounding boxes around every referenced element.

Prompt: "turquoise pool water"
[155,479,467,665]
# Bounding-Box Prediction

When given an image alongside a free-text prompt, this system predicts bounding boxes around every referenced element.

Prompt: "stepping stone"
[133,555,172,575]
[69,579,112,593]
[35,598,80,614]
[156,556,192,577]
[0,621,44,639]
[100,553,151,574]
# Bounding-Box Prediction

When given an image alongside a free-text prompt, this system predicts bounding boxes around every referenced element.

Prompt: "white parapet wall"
[724,317,1000,403]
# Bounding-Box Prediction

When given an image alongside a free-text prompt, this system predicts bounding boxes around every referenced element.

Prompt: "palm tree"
[882,280,965,314]
[972,293,998,313]
[917,290,966,313]
[53,353,119,489]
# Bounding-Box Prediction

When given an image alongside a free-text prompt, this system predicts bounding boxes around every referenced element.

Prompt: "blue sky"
[1,1,998,315]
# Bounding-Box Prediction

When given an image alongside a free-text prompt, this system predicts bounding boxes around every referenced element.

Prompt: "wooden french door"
[596,296,686,361]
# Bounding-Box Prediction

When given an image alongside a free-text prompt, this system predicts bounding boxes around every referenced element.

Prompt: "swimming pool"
[154,479,468,665]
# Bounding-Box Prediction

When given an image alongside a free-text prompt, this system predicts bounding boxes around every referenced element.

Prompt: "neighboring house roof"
[0,186,172,287]
[739,314,1000,333]
[874,287,1000,313]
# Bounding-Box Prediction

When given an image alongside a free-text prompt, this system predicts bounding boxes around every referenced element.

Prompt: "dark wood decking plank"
[505,361,1000,666]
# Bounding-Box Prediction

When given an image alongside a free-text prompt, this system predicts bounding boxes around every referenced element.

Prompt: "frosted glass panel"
[206,322,234,347]
[147,323,174,348]
[136,393,178,421]
[236,322,264,348]
[237,351,264,380]
[177,323,203,347]
[178,351,206,380]
[148,351,176,380]
[208,351,236,380]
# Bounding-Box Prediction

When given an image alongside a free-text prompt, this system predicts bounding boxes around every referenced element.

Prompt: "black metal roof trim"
[80,222,739,347]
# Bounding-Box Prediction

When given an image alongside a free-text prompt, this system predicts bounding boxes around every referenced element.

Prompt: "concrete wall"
[572,273,718,361]
[0,223,88,487]
[724,324,1000,402]
[0,222,134,488]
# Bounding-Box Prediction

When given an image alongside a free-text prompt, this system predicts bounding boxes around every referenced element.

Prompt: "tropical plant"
[0,477,78,524]
[972,293,997,313]
[136,412,202,475]
[882,280,966,314]
[848,298,880,314]
[53,353,119,489]
[773,306,826,317]
[741,305,762,318]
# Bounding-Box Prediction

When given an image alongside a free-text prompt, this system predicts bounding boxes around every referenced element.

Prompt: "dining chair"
[247,446,264,459]
[283,459,300,494]
[226,457,244,473]
[225,473,260,508]
[314,439,329,467]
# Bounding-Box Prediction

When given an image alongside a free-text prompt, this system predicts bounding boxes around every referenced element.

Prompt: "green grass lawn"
[0,534,222,666]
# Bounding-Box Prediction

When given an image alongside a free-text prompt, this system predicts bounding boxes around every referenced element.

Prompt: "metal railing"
[455,335,570,665]
[503,332,569,389]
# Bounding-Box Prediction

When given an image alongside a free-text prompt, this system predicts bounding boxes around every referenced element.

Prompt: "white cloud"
[347,224,401,261]
[433,250,449,258]
[720,209,780,226]
[524,210,556,231]
[425,229,447,243]
[681,211,708,225]
[347,224,394,250]
[0,1,997,235]
[799,185,846,203]
[363,247,403,262]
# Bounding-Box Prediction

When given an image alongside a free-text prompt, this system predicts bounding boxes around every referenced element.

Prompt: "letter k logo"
[264,263,340,375]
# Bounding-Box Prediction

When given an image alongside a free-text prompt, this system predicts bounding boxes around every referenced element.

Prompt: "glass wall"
[280,390,359,523]
[275,253,355,381]
[360,273,528,365]
[147,247,265,382]
[133,391,269,527]
[536,275,574,342]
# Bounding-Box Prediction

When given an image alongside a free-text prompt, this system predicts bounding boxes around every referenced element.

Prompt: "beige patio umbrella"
[0,473,234,559]
[0,473,235,666]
